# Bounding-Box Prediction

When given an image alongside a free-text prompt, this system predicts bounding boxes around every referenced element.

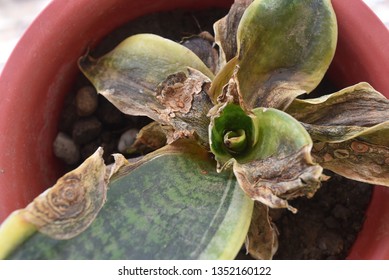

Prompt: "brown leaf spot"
[323,153,333,162]
[156,72,196,114]
[313,141,325,152]
[351,141,369,153]
[371,164,383,174]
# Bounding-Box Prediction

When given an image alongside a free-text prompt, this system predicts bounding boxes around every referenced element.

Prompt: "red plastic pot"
[0,0,388,259]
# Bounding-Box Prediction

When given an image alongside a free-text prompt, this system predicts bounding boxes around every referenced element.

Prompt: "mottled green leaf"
[7,140,253,260]
[286,82,389,186]
[209,103,322,212]
[210,0,337,109]
[79,34,214,144]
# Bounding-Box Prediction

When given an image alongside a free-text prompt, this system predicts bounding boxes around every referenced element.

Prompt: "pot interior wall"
[0,0,388,259]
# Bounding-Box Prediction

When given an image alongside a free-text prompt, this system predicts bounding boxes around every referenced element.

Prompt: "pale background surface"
[0,0,388,72]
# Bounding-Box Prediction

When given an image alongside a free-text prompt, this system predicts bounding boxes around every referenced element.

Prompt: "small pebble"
[53,132,80,165]
[72,117,102,145]
[318,231,344,255]
[332,204,350,221]
[118,128,139,153]
[76,86,99,117]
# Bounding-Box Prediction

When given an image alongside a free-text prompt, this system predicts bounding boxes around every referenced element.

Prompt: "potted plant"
[1,1,385,258]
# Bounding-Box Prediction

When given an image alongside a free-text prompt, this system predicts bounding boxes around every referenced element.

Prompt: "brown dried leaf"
[246,202,278,260]
[214,0,253,65]
[286,83,389,186]
[20,148,126,239]
[233,146,323,213]
[181,31,219,73]
[312,139,389,186]
[126,122,168,154]
[286,83,389,129]
[156,68,213,145]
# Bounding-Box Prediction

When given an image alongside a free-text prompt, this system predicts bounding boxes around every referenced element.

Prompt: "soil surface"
[271,172,372,260]
[55,8,373,259]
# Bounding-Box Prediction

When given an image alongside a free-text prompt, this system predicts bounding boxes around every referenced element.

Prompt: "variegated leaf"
[210,0,337,110]
[6,140,254,260]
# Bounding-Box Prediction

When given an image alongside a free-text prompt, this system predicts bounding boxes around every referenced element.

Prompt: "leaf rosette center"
[210,103,257,167]
[224,129,247,154]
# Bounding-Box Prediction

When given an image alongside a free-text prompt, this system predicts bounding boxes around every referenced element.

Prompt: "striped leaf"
[6,141,253,259]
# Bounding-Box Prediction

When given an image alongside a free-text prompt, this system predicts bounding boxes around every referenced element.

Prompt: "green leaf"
[286,83,389,186]
[210,0,337,109]
[210,103,315,163]
[7,140,253,259]
[209,103,322,212]
[0,211,37,260]
[79,34,215,144]
[247,107,314,162]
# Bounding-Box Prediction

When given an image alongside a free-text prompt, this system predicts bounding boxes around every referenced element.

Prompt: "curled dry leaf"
[286,83,389,186]
[246,202,278,260]
[106,153,129,182]
[19,148,126,240]
[214,0,253,65]
[286,83,389,130]
[181,31,219,74]
[234,145,322,213]
[126,122,168,154]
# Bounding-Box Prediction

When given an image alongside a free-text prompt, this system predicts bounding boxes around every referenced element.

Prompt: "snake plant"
[2,0,389,260]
